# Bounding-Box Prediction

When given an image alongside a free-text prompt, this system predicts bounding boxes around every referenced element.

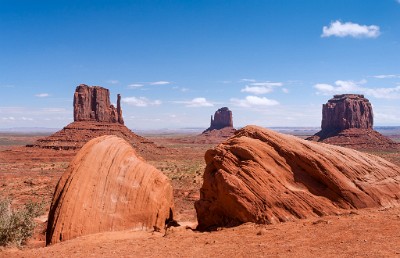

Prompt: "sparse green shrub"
[0,199,45,247]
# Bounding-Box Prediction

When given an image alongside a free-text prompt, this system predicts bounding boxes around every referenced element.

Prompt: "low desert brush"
[0,199,44,247]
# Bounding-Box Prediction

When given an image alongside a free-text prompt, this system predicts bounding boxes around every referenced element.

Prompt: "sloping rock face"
[307,94,397,149]
[46,136,175,245]
[74,84,124,124]
[195,125,400,230]
[203,107,233,132]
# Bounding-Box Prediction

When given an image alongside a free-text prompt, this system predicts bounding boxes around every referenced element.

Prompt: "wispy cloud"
[127,83,144,88]
[174,97,214,107]
[241,81,283,95]
[107,80,119,84]
[122,97,162,107]
[314,80,400,99]
[321,20,380,38]
[231,96,279,107]
[372,74,400,79]
[150,81,171,85]
[240,78,256,83]
[282,88,289,93]
[127,81,171,89]
[35,93,50,98]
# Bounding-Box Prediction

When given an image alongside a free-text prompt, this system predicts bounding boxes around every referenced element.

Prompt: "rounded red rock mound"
[46,135,174,245]
[195,125,400,230]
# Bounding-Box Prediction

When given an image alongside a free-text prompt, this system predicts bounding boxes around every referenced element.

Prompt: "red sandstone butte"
[29,84,162,158]
[46,135,175,245]
[307,94,397,149]
[203,107,233,132]
[195,125,400,230]
[73,84,124,124]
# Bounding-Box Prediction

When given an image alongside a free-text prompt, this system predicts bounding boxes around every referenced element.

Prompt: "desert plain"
[1,127,400,257]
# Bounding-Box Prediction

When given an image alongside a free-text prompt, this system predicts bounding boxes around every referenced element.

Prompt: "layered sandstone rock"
[203,107,233,132]
[321,94,373,132]
[29,84,164,158]
[46,136,175,245]
[307,94,397,149]
[73,84,124,124]
[195,125,400,230]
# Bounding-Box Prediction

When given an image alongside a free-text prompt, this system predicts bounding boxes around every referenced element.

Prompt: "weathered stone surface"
[73,84,124,124]
[195,125,400,230]
[28,84,164,158]
[203,107,233,132]
[307,94,397,149]
[321,94,373,132]
[46,135,175,245]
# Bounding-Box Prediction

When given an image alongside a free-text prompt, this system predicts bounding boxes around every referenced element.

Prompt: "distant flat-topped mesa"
[307,94,397,149]
[321,94,373,131]
[203,107,233,132]
[74,84,124,124]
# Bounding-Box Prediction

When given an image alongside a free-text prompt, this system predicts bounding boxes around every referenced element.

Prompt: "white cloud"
[35,93,50,98]
[241,81,283,95]
[174,97,214,107]
[2,116,15,121]
[150,81,171,85]
[321,20,380,38]
[314,80,400,99]
[373,74,400,79]
[230,96,279,107]
[282,88,289,93]
[250,82,283,87]
[122,97,162,107]
[127,83,144,89]
[314,80,364,94]
[240,78,256,82]
[107,80,119,84]
[241,85,273,94]
[365,86,400,99]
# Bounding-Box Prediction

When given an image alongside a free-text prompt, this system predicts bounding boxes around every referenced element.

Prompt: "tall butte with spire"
[307,94,397,149]
[29,84,161,158]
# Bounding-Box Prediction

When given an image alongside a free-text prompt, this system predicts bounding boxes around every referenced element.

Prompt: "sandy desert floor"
[0,131,400,257]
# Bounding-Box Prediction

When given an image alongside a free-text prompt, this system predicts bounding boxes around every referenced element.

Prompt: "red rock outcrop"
[195,125,400,230]
[203,107,234,133]
[73,84,124,124]
[46,135,175,245]
[307,94,397,149]
[28,84,164,159]
[321,94,373,131]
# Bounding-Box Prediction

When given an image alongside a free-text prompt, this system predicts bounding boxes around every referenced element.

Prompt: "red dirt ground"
[1,131,400,257]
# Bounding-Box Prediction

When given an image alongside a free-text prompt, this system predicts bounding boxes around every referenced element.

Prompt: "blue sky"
[1,0,400,130]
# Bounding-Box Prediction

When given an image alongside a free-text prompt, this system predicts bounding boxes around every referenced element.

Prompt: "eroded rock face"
[46,136,175,245]
[321,94,373,132]
[73,84,124,124]
[204,107,233,132]
[195,125,400,230]
[307,94,397,149]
